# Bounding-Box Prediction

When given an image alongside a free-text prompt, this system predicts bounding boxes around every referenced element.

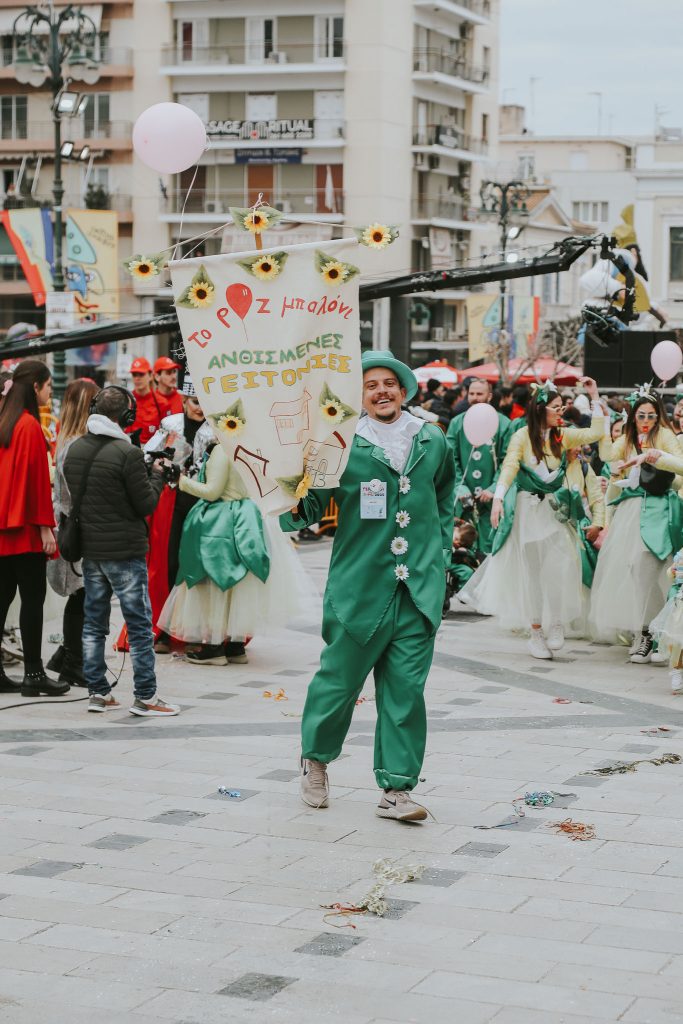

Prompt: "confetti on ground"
[321,858,425,928]
[641,727,672,735]
[217,788,242,798]
[355,695,375,706]
[263,688,288,701]
[553,697,572,704]
[583,752,681,776]
[547,818,596,841]
[475,790,577,829]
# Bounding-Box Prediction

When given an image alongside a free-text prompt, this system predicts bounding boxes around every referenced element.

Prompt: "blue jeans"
[82,558,156,700]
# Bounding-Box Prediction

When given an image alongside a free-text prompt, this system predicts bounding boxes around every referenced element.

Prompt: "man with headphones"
[63,385,181,717]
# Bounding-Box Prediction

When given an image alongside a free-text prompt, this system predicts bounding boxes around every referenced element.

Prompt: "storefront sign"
[206,118,314,140]
[234,148,302,165]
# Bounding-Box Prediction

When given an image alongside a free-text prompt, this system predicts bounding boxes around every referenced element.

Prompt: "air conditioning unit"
[267,51,288,64]
[205,200,221,214]
[428,154,440,170]
[447,330,459,342]
[432,327,445,342]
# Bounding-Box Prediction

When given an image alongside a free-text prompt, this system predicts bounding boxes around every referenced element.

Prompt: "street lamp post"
[479,180,529,374]
[12,3,100,400]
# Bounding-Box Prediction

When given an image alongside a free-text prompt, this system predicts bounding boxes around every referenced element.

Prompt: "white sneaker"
[650,649,667,666]
[377,789,429,822]
[528,629,552,660]
[630,632,653,665]
[546,623,565,651]
[672,670,683,695]
[299,757,329,808]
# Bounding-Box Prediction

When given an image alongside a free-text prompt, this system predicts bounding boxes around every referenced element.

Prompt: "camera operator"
[63,385,180,717]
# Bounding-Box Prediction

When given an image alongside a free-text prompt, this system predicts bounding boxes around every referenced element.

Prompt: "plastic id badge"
[360,479,387,519]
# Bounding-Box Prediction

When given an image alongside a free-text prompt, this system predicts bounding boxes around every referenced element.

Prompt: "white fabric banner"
[169,237,362,515]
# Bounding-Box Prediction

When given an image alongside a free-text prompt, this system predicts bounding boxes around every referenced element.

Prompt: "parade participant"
[460,377,606,660]
[551,447,605,591]
[158,443,304,665]
[142,376,213,653]
[0,360,67,696]
[589,386,683,663]
[126,357,165,444]
[46,378,100,687]
[153,356,183,416]
[281,350,455,822]
[650,549,683,694]
[446,378,511,554]
[64,385,179,716]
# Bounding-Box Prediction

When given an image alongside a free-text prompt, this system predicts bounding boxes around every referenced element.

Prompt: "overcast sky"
[499,0,681,137]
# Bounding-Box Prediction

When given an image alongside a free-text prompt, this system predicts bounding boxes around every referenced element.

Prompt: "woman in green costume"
[589,387,683,663]
[459,377,606,660]
[158,442,310,665]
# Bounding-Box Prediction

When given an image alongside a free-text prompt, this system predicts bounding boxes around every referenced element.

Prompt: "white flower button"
[398,475,411,494]
[390,537,408,556]
[394,564,410,581]
[472,450,482,462]
[395,510,411,528]
[472,469,482,480]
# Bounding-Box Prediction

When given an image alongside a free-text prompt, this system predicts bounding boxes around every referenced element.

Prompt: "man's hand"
[40,526,56,556]
[490,497,504,529]
[585,525,601,544]
[478,489,494,504]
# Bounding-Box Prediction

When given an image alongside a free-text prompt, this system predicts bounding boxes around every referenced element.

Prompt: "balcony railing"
[0,120,132,143]
[1,193,133,212]
[413,125,488,155]
[416,0,491,17]
[413,49,489,85]
[98,47,134,67]
[161,41,344,67]
[160,189,344,217]
[412,196,470,222]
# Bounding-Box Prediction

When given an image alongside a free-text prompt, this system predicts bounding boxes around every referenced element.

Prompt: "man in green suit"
[446,378,511,554]
[281,350,455,822]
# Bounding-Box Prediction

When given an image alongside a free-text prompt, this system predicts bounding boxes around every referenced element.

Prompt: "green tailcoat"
[446,410,511,553]
[280,423,456,645]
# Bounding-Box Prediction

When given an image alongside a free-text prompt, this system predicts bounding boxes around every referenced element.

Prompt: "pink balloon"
[651,340,683,383]
[463,403,499,447]
[132,103,207,175]
[226,283,253,321]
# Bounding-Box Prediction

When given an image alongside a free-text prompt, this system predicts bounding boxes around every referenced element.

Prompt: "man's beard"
[374,405,400,423]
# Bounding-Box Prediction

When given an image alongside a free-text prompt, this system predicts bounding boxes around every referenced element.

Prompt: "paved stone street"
[3,540,683,1023]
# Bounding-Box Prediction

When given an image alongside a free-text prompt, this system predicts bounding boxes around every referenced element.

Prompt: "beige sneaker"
[88,693,121,713]
[377,789,429,822]
[300,757,329,808]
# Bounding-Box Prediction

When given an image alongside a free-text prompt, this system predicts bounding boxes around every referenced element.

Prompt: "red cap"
[154,356,181,373]
[130,357,152,374]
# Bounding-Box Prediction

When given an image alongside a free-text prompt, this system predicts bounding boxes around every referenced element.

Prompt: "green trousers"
[301,584,436,791]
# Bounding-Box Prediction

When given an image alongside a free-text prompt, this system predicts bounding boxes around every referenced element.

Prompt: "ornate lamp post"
[479,180,529,366]
[12,3,100,399]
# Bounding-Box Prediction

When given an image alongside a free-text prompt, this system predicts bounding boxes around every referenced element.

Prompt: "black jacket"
[63,432,164,561]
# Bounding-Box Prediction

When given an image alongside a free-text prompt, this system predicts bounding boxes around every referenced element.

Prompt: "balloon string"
[171,164,200,262]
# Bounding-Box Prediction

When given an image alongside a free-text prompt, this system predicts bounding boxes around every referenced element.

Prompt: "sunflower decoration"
[175,265,216,310]
[229,203,283,234]
[355,223,399,250]
[318,381,356,425]
[277,471,313,501]
[315,249,360,287]
[209,399,246,436]
[237,251,289,281]
[123,252,166,280]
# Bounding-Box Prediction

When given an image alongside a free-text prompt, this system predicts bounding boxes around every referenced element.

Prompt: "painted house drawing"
[269,388,311,446]
[303,431,347,488]
[234,445,278,498]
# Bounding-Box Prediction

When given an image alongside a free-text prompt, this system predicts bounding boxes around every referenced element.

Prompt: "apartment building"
[0,0,170,351]
[1,0,499,366]
[158,0,500,362]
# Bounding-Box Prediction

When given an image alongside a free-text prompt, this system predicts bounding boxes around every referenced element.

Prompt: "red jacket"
[126,389,165,444]
[157,388,183,417]
[0,411,54,555]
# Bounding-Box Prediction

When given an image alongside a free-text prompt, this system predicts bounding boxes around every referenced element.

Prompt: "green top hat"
[361,349,418,402]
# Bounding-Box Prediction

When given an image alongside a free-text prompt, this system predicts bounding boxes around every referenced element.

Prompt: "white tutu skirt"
[459,491,584,632]
[158,517,318,644]
[650,593,683,662]
[589,497,670,642]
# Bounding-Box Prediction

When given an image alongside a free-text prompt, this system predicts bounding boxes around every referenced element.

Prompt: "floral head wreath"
[529,380,558,406]
[626,382,658,408]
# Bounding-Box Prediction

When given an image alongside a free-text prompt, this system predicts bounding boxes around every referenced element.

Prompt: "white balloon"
[133,103,207,175]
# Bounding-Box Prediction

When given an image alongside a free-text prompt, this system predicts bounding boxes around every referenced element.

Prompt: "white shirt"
[356,410,424,473]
